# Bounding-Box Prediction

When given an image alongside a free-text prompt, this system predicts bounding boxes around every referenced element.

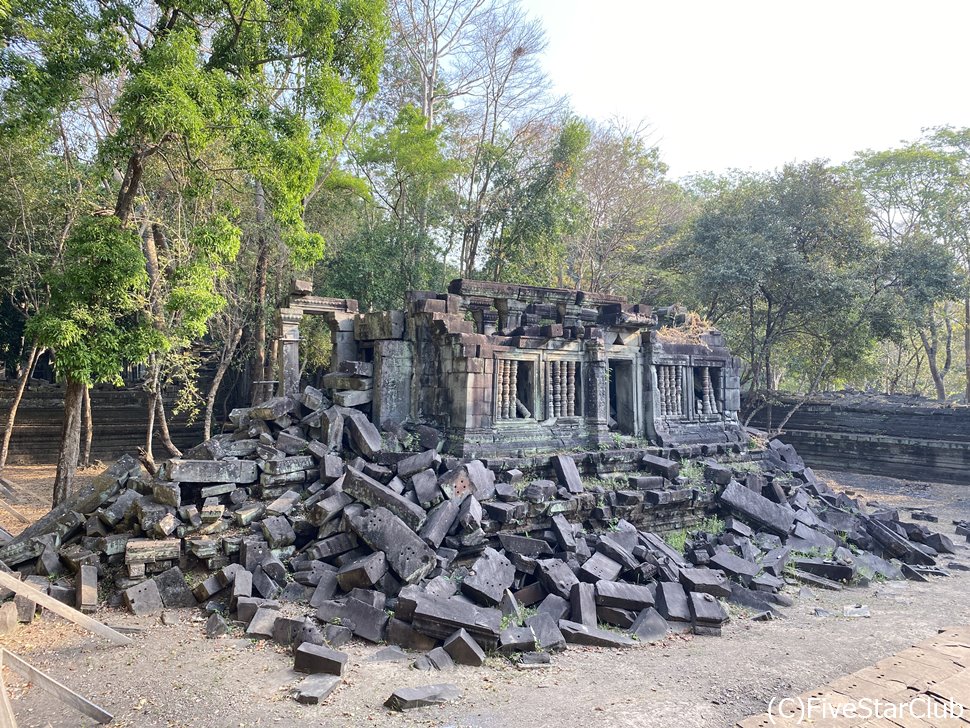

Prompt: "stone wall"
[748,394,970,485]
[0,383,209,464]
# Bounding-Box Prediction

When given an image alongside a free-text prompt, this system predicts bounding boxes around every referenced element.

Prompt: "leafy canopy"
[26,217,164,385]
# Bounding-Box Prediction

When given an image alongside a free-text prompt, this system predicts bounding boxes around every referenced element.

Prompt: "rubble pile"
[0,383,961,705]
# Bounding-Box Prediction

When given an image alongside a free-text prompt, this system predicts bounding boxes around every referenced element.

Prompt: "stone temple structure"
[276,279,743,457]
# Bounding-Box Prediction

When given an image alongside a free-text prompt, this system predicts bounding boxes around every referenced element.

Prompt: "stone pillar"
[373,339,413,428]
[584,341,609,429]
[322,312,357,372]
[277,307,303,397]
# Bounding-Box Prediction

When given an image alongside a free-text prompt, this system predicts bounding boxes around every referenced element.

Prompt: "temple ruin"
[278,279,744,457]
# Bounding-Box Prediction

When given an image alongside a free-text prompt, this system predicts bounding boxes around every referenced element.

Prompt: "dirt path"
[2,468,970,728]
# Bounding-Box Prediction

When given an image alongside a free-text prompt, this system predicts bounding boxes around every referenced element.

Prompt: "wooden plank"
[0,571,132,647]
[0,497,28,525]
[1,649,111,724]
[0,651,18,728]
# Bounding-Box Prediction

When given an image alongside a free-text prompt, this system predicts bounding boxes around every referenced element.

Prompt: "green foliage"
[663,528,688,553]
[25,217,162,384]
[486,117,590,284]
[679,460,705,486]
[669,160,939,394]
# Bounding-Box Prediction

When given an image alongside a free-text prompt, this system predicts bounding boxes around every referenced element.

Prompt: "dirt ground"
[2,465,970,728]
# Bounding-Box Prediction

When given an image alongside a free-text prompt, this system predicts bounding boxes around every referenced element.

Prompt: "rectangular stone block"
[349,507,436,584]
[162,459,257,484]
[344,467,426,531]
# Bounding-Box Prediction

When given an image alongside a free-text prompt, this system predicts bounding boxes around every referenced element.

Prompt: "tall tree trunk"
[81,385,93,468]
[115,153,145,225]
[155,394,181,457]
[250,180,270,405]
[53,377,84,506]
[204,327,243,440]
[0,344,42,472]
[143,374,157,474]
[918,328,946,402]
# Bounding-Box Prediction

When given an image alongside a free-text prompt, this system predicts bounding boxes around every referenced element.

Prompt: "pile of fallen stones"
[0,382,961,708]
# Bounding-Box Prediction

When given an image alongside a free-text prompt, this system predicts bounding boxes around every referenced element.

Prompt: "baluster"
[551,361,560,417]
[545,361,553,419]
[702,366,712,415]
[674,365,683,416]
[566,361,576,416]
[657,366,664,416]
[508,360,518,418]
[559,361,568,417]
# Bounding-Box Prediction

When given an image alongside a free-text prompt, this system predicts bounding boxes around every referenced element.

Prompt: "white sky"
[522,0,970,178]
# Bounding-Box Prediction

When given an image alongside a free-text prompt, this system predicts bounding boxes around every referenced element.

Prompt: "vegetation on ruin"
[2,0,970,504]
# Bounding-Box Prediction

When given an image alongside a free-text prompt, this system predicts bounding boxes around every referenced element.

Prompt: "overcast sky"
[521,0,970,178]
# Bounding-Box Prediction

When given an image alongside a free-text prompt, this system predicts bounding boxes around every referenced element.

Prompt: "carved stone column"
[277,307,303,397]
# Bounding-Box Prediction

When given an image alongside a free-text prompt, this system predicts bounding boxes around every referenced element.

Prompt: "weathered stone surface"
[397,449,441,479]
[124,580,163,616]
[76,564,98,614]
[679,568,731,598]
[688,591,728,625]
[427,646,455,671]
[246,607,279,638]
[344,467,427,531]
[154,566,197,608]
[384,684,462,711]
[551,514,577,551]
[629,607,669,642]
[536,593,570,622]
[461,547,515,606]
[350,507,436,584]
[709,549,760,583]
[342,409,383,458]
[386,617,438,651]
[640,454,680,480]
[570,582,597,628]
[594,581,655,611]
[655,582,691,622]
[465,460,496,500]
[294,643,348,676]
[443,628,486,666]
[419,499,459,549]
[551,455,583,494]
[260,515,296,549]
[438,466,475,502]
[558,619,635,648]
[336,551,387,591]
[294,674,341,705]
[499,626,537,654]
[537,559,579,599]
[410,594,503,649]
[498,534,553,559]
[205,613,228,638]
[578,552,622,583]
[412,468,443,508]
[791,558,855,583]
[524,612,565,652]
[162,459,258,484]
[0,601,18,635]
[719,481,794,536]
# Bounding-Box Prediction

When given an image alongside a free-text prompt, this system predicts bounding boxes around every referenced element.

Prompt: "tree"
[483,116,589,285]
[3,0,388,499]
[674,162,891,400]
[26,217,161,504]
[566,119,686,296]
[848,141,965,400]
